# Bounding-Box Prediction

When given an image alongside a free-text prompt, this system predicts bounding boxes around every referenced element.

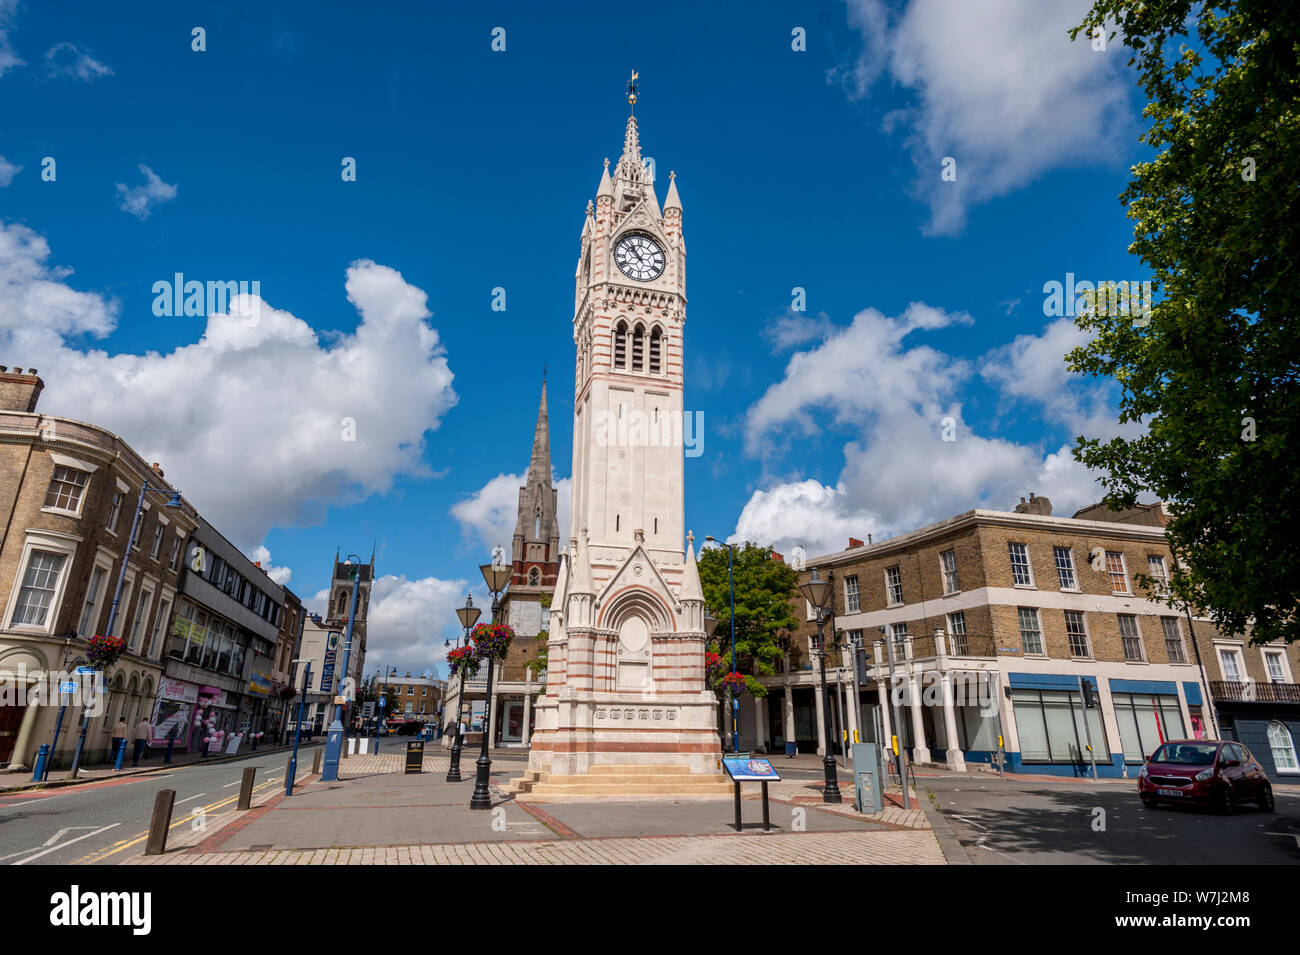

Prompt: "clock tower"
[510,91,727,798]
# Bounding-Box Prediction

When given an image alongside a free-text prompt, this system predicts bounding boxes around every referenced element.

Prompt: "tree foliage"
[697,543,800,696]
[1068,1,1299,644]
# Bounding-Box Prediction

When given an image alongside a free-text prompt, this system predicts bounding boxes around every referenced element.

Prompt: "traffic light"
[1082,681,1099,708]
[855,645,869,684]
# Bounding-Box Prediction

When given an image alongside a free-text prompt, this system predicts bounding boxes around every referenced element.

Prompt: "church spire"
[526,375,551,487]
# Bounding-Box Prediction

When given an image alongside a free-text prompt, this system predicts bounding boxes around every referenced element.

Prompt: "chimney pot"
[0,366,7,372]
[1030,491,1036,501]
[28,369,36,375]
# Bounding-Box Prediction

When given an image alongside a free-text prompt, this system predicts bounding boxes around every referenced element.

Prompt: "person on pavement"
[132,717,153,766]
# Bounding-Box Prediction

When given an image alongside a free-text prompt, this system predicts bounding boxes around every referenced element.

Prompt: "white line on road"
[222,781,240,788]
[10,823,120,866]
[949,813,989,831]
[174,792,208,805]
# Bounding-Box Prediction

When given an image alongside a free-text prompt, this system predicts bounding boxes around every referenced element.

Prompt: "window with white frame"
[1118,614,1145,661]
[1218,647,1244,682]
[1009,543,1033,586]
[44,466,89,514]
[11,550,67,627]
[1267,721,1298,773]
[1064,610,1090,657]
[947,611,968,656]
[1147,555,1169,594]
[106,490,123,533]
[940,549,959,594]
[130,516,143,550]
[1054,546,1077,590]
[1264,651,1288,683]
[129,587,153,653]
[844,575,860,613]
[889,621,909,652]
[169,537,181,571]
[1160,617,1186,663]
[885,566,903,606]
[1018,607,1043,655]
[149,597,171,658]
[1105,551,1130,594]
[78,565,107,638]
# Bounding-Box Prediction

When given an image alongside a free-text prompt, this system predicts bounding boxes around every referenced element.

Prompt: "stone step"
[536,773,720,786]
[585,764,692,775]
[525,780,733,796]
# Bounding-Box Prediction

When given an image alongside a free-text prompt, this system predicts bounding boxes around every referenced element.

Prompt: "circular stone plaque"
[619,616,649,653]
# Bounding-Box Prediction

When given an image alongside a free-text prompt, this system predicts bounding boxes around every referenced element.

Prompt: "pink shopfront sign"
[160,679,199,704]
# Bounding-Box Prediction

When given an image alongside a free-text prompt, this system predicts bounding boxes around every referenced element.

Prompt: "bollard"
[285,754,294,782]
[311,748,322,775]
[114,738,127,772]
[144,789,176,856]
[237,766,256,811]
[31,743,50,782]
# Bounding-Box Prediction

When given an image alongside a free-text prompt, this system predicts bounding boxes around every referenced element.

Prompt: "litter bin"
[405,740,424,774]
[784,740,797,758]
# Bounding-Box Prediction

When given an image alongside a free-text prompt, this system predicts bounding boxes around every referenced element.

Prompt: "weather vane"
[627,70,639,110]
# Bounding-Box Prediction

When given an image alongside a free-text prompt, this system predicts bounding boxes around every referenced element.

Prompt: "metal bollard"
[31,743,50,782]
[145,789,176,856]
[237,766,256,810]
[114,738,127,771]
[311,748,322,775]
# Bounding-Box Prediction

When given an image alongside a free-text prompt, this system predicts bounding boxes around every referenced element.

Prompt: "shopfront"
[150,678,198,747]
[1009,674,1109,772]
[1108,678,1186,764]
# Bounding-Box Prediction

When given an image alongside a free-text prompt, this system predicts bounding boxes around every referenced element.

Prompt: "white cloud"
[0,155,19,187]
[247,545,293,586]
[734,303,1115,557]
[114,164,177,219]
[0,219,459,547]
[44,41,112,81]
[0,0,24,78]
[451,471,572,555]
[366,573,474,677]
[833,0,1134,234]
[763,311,834,352]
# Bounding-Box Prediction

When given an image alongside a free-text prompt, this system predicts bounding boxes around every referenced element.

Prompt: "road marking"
[174,792,207,805]
[949,813,989,831]
[10,824,121,866]
[222,781,241,788]
[1267,832,1300,848]
[73,777,284,864]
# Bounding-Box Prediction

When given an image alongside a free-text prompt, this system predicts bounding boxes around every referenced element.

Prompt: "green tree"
[697,543,800,697]
[1067,1,1299,645]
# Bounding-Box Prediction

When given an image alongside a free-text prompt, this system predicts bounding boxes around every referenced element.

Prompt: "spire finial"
[626,69,639,112]
[687,530,694,544]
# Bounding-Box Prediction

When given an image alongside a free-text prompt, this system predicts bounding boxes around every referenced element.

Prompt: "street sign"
[377,695,387,709]
[58,681,77,694]
[75,666,96,675]
[362,701,375,718]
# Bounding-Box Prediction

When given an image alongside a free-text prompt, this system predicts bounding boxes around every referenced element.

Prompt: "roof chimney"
[868,534,873,545]
[1014,494,1053,516]
[0,367,45,413]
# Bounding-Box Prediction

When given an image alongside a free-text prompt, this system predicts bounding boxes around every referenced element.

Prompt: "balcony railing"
[1211,680,1300,704]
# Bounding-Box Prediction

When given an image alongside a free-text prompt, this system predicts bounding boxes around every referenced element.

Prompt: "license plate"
[1157,788,1186,797]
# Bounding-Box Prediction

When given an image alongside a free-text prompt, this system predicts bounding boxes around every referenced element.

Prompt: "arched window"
[1268,721,1298,772]
[631,324,645,371]
[529,568,540,586]
[649,327,662,374]
[613,321,627,368]
[336,591,347,615]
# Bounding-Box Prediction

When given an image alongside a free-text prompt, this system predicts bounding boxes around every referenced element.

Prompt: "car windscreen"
[1151,743,1218,765]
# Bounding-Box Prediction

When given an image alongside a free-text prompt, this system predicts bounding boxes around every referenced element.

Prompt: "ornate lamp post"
[704,537,739,753]
[798,568,842,803]
[446,593,480,783]
[320,554,363,783]
[470,561,511,810]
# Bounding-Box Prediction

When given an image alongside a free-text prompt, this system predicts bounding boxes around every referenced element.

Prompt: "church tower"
[514,83,726,795]
[325,551,373,693]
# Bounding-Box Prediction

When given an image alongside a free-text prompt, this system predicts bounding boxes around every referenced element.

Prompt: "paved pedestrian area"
[121,752,946,865]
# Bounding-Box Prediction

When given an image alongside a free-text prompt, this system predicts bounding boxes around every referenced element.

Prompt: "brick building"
[750,495,1300,781]
[377,672,445,720]
[0,368,198,769]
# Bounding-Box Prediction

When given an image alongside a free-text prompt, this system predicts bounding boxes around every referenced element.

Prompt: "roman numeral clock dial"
[613,233,666,282]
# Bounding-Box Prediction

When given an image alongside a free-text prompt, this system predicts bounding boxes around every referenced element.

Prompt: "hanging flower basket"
[447,644,479,678]
[705,651,724,675]
[278,685,297,701]
[85,634,127,670]
[720,671,747,693]
[470,622,516,661]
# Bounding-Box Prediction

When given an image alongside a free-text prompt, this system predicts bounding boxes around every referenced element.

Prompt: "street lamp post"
[704,537,739,754]
[285,660,313,796]
[798,568,842,804]
[320,554,363,783]
[446,594,480,783]
[470,562,510,810]
[69,481,183,779]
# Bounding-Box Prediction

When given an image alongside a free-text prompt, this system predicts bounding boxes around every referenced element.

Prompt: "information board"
[722,756,781,782]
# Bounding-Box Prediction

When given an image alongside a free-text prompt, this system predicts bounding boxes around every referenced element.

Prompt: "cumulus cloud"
[44,41,112,81]
[0,219,459,547]
[114,164,177,219]
[832,0,1134,234]
[0,0,24,78]
[763,311,835,352]
[0,155,19,187]
[365,573,475,676]
[247,545,293,586]
[734,303,1116,557]
[451,471,572,556]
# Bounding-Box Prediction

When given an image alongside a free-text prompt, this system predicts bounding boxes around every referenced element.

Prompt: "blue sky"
[0,0,1152,673]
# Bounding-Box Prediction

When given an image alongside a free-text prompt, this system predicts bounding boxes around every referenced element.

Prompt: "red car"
[1138,739,1274,813]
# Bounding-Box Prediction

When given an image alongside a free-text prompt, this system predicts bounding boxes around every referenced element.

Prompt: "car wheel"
[1141,797,1158,809]
[1257,783,1274,812]
[1216,785,1234,815]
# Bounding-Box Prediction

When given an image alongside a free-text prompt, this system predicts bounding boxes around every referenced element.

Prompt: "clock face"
[613,233,666,282]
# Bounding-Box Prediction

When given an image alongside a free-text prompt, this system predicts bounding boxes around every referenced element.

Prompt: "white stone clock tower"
[510,95,727,799]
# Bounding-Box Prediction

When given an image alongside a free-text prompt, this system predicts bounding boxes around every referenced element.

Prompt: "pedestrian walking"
[111,718,127,763]
[132,716,153,766]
